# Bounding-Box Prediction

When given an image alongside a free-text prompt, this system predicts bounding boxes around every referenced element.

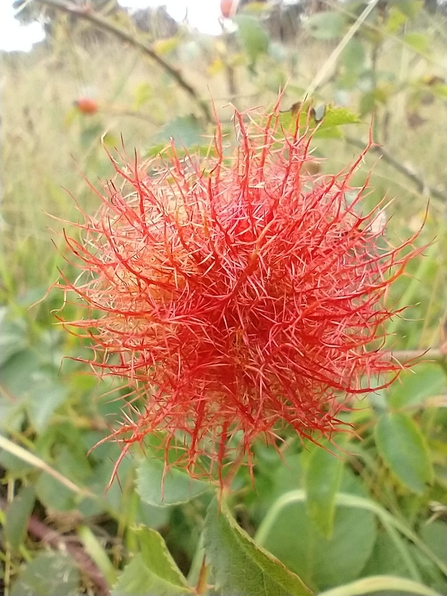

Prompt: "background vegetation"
[1,1,446,595]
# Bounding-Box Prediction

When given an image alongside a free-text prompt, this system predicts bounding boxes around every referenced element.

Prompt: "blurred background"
[1,1,446,595]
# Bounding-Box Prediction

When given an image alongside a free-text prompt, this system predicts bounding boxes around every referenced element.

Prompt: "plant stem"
[345,136,445,202]
[34,0,212,123]
[195,555,209,595]
[389,348,447,364]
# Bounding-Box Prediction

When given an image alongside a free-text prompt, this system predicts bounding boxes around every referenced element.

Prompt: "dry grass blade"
[0,434,95,499]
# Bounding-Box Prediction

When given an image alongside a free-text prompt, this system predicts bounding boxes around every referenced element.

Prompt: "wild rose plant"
[57,101,418,486]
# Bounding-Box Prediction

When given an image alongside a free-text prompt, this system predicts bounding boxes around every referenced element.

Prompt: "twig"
[34,0,212,123]
[195,555,210,595]
[390,348,447,364]
[0,498,110,596]
[345,135,445,202]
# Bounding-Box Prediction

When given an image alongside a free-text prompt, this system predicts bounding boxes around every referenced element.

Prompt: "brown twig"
[0,498,110,595]
[195,555,210,595]
[345,135,445,202]
[390,348,447,364]
[34,0,212,123]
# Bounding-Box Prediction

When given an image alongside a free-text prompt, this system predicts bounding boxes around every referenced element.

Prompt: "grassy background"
[1,2,447,595]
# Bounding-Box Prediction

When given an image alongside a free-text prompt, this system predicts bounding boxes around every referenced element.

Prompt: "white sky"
[0,2,46,52]
[0,0,223,52]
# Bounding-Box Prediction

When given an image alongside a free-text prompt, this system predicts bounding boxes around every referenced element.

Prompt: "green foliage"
[304,12,348,40]
[257,478,377,590]
[1,0,446,595]
[10,552,80,596]
[204,498,313,596]
[4,486,36,551]
[111,527,192,595]
[137,457,211,507]
[388,364,446,409]
[304,441,346,538]
[156,114,204,148]
[234,15,269,68]
[279,104,361,139]
[375,412,434,494]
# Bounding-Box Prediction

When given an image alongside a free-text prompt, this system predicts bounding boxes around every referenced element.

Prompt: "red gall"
[56,102,421,484]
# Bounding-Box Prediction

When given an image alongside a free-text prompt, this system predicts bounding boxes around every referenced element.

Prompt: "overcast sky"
[0,0,223,52]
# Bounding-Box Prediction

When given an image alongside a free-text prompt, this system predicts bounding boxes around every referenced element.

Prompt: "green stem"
[255,491,447,581]
[318,575,442,596]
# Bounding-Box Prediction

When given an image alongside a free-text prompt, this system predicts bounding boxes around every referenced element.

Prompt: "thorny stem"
[222,451,246,496]
[391,346,447,375]
[390,348,447,363]
[345,135,445,202]
[34,0,212,123]
[195,555,210,595]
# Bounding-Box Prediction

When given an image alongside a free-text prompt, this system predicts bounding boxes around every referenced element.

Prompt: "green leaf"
[403,32,429,54]
[0,396,26,433]
[280,104,359,137]
[318,105,360,128]
[415,521,447,593]
[314,105,360,138]
[420,521,447,563]
[360,92,376,116]
[136,457,210,507]
[256,489,447,582]
[112,527,192,596]
[133,81,152,109]
[258,488,376,590]
[80,123,103,148]
[154,36,181,56]
[393,0,423,19]
[362,531,412,578]
[385,7,409,33]
[304,442,345,538]
[0,310,28,366]
[111,555,188,596]
[0,349,68,433]
[137,527,190,587]
[375,412,433,494]
[430,83,447,100]
[4,486,36,551]
[304,12,347,40]
[203,498,313,596]
[55,443,92,484]
[156,115,203,148]
[11,552,80,596]
[137,499,172,530]
[234,15,269,65]
[1,349,39,399]
[388,364,446,409]
[25,370,68,433]
[35,472,76,512]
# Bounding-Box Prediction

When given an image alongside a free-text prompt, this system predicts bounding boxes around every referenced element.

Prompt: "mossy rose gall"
[57,102,420,482]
